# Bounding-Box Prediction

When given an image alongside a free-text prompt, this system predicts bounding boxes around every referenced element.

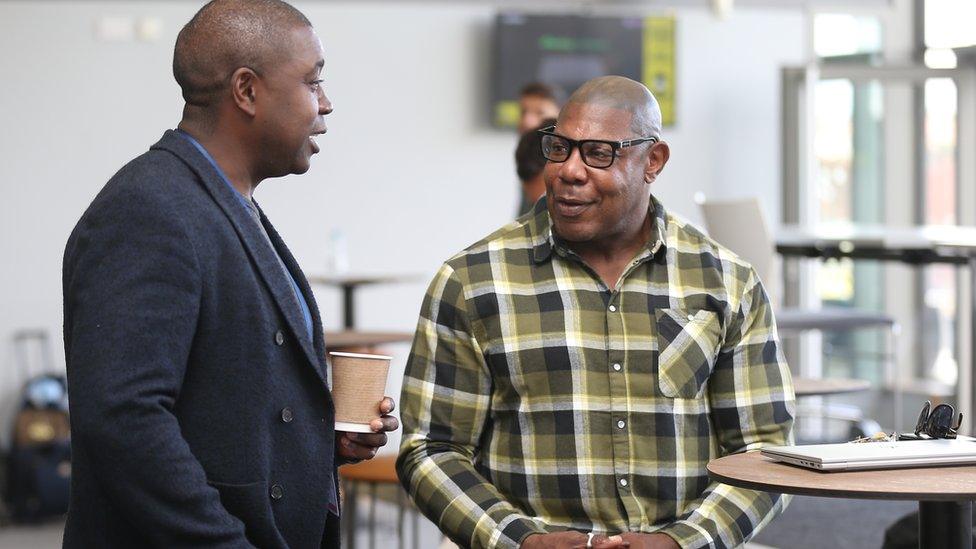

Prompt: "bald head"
[173,0,311,109]
[564,76,662,139]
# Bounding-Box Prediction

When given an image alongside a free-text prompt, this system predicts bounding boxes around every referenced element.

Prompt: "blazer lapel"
[256,207,332,389]
[151,130,327,387]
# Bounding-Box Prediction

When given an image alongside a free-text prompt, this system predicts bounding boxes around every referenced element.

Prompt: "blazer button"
[280,407,294,423]
[270,484,284,500]
[274,330,284,346]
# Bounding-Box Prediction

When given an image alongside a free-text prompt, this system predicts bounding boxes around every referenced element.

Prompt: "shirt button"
[281,407,294,423]
[270,484,284,500]
[617,420,626,429]
[609,305,617,312]
[619,478,628,487]
[612,363,622,371]
[687,314,695,321]
[274,330,285,346]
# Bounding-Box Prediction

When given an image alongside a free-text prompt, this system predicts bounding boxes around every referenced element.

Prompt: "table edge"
[707,460,976,502]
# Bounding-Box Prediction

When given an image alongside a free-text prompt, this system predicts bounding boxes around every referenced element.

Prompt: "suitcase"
[3,329,71,522]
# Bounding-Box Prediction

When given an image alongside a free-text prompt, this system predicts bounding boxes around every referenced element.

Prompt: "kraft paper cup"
[328,351,392,433]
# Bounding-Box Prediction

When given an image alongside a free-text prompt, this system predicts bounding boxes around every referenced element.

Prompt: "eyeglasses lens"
[915,401,931,436]
[927,404,954,438]
[580,142,615,168]
[541,135,570,162]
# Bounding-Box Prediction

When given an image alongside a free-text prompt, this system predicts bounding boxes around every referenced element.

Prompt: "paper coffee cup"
[328,351,392,433]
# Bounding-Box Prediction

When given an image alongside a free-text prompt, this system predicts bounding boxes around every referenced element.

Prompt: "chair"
[697,196,899,438]
[340,455,421,549]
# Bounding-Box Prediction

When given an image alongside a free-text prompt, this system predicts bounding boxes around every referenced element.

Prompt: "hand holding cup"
[329,352,399,462]
[337,396,398,462]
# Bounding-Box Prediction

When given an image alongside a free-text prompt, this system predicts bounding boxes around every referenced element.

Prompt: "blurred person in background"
[515,118,556,217]
[516,82,563,216]
[517,82,563,135]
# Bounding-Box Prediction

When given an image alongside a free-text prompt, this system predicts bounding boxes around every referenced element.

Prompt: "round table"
[325,330,414,352]
[309,274,422,328]
[793,377,871,397]
[708,451,976,548]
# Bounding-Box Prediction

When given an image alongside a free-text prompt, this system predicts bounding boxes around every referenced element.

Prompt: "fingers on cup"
[370,415,399,433]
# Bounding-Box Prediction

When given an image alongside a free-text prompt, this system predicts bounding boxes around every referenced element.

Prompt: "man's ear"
[230,67,259,117]
[644,140,670,184]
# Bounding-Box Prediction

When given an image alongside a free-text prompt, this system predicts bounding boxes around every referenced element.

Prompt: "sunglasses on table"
[898,400,964,440]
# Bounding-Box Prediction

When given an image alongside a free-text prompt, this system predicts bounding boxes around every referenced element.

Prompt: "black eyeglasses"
[537,125,658,169]
[899,400,963,440]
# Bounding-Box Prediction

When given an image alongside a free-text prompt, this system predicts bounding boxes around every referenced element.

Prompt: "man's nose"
[319,90,333,115]
[557,146,587,184]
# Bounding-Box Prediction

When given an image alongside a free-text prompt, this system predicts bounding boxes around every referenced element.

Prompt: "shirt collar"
[531,194,669,264]
[175,129,254,213]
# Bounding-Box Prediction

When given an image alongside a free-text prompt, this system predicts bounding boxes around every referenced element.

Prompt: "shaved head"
[173,0,312,109]
[564,76,662,138]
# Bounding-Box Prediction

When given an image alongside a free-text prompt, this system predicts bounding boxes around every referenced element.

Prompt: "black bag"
[6,440,71,522]
[3,330,71,522]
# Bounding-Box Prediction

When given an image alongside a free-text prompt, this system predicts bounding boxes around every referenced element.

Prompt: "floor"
[340,490,919,549]
[0,496,919,549]
[0,520,63,549]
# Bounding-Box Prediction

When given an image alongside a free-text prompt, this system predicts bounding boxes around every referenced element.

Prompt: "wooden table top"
[325,330,414,349]
[339,455,399,484]
[308,274,422,287]
[793,377,872,397]
[708,451,976,501]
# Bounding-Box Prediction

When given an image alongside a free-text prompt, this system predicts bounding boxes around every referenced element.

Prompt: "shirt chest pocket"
[655,308,723,398]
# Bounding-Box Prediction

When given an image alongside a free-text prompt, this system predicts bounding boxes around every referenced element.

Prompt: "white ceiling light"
[711,0,734,19]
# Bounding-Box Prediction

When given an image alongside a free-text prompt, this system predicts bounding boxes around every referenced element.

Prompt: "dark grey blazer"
[62,130,340,548]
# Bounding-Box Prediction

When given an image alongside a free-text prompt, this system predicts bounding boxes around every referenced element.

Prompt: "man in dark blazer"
[61,1,397,547]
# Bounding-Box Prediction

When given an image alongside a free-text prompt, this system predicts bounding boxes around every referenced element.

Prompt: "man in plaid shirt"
[397,76,795,549]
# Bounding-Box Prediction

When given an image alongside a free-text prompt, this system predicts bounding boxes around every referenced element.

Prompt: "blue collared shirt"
[176,129,314,343]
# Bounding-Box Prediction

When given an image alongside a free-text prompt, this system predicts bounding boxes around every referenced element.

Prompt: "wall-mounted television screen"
[492,12,675,129]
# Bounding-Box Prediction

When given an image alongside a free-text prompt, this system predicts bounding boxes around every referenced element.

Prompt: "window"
[812,14,886,383]
[919,1,966,386]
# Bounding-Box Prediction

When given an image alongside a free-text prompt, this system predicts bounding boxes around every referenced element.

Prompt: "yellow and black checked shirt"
[397,197,795,549]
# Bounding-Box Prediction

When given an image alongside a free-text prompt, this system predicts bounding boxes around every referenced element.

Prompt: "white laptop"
[761,439,976,472]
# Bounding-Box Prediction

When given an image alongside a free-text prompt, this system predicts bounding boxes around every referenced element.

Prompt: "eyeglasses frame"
[537,125,659,169]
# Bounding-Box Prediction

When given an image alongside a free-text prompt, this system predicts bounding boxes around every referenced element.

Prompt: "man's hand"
[337,397,399,462]
[619,533,680,549]
[521,532,629,549]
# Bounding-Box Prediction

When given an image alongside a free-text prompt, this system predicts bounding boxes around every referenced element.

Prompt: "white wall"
[0,1,805,447]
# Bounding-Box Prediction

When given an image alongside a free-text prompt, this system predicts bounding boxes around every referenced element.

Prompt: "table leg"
[344,480,359,549]
[342,285,355,329]
[918,500,972,549]
[368,482,376,549]
[412,504,419,549]
[970,255,976,436]
[397,487,405,549]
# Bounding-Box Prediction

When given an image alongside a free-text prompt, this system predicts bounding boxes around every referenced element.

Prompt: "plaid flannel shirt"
[397,196,795,549]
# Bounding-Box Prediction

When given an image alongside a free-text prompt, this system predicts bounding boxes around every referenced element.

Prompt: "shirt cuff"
[503,517,547,548]
[653,521,709,549]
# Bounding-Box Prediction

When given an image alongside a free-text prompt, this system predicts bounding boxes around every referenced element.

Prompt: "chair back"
[697,196,779,300]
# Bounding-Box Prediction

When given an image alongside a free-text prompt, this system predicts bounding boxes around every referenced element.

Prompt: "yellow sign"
[495,100,521,128]
[643,16,676,126]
